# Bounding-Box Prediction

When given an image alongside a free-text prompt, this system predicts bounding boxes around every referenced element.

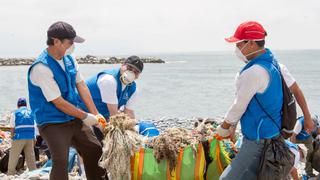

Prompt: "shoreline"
[0,55,165,66]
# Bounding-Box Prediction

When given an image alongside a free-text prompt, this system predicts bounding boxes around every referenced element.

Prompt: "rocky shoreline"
[0,55,165,66]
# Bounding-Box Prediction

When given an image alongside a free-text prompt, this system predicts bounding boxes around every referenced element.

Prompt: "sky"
[0,0,319,57]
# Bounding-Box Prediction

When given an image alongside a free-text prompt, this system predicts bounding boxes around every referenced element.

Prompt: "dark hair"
[17,98,27,107]
[46,37,71,46]
[47,37,54,46]
[255,40,265,47]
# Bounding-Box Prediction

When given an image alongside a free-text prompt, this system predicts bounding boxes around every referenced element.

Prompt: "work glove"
[82,113,98,126]
[96,114,107,129]
[216,125,231,138]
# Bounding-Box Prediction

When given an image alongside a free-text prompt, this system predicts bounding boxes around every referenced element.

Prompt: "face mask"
[64,44,75,56]
[235,46,248,63]
[120,70,135,85]
[235,41,264,63]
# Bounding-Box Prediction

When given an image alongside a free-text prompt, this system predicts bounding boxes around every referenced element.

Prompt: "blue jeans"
[220,137,265,180]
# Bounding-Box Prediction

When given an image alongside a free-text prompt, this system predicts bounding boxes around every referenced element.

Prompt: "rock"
[0,55,165,66]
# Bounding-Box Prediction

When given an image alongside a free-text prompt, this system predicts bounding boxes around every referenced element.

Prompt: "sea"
[0,50,319,122]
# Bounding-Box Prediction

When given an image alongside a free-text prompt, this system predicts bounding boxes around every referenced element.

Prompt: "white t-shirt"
[289,146,300,169]
[29,58,83,102]
[293,120,303,135]
[279,63,296,87]
[97,74,138,110]
[225,63,295,125]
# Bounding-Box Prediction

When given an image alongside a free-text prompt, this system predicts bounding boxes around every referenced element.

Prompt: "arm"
[51,96,87,120]
[281,64,314,133]
[290,134,297,143]
[76,81,99,115]
[290,120,302,143]
[124,108,135,119]
[290,167,299,180]
[221,66,268,130]
[107,104,118,117]
[221,121,231,129]
[290,82,314,133]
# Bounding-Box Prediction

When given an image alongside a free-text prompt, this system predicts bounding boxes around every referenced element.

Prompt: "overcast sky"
[0,0,319,57]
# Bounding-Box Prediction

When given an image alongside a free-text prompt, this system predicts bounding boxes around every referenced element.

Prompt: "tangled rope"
[147,128,197,173]
[146,118,221,173]
[192,118,219,142]
[99,113,143,180]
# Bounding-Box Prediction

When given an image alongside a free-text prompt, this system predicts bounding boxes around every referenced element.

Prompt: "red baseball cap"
[225,21,267,43]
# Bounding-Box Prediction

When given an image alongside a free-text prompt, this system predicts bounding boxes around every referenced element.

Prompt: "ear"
[53,38,61,46]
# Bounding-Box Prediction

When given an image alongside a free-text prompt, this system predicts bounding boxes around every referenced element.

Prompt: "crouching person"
[285,140,307,180]
[290,115,320,178]
[79,56,143,142]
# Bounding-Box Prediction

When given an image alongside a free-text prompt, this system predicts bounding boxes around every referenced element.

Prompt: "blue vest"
[13,107,35,140]
[296,116,311,141]
[285,140,298,150]
[81,68,136,118]
[28,49,79,126]
[240,49,283,141]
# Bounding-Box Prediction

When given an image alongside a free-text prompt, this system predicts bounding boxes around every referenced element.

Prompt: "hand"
[96,114,107,129]
[216,125,231,138]
[229,125,237,143]
[82,113,98,126]
[304,116,314,134]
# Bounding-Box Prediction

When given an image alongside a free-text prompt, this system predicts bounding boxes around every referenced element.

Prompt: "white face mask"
[64,44,75,56]
[120,70,135,85]
[235,41,264,63]
[235,46,248,63]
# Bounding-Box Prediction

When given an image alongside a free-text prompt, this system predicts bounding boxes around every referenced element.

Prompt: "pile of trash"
[0,130,11,151]
[99,114,234,179]
[0,114,236,180]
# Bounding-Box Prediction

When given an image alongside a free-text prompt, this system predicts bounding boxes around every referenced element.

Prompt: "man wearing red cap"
[216,21,314,179]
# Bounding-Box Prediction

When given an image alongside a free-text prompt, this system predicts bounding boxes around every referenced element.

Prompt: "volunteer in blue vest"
[217,21,285,179]
[8,98,36,175]
[81,56,143,142]
[290,115,320,177]
[28,21,106,180]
